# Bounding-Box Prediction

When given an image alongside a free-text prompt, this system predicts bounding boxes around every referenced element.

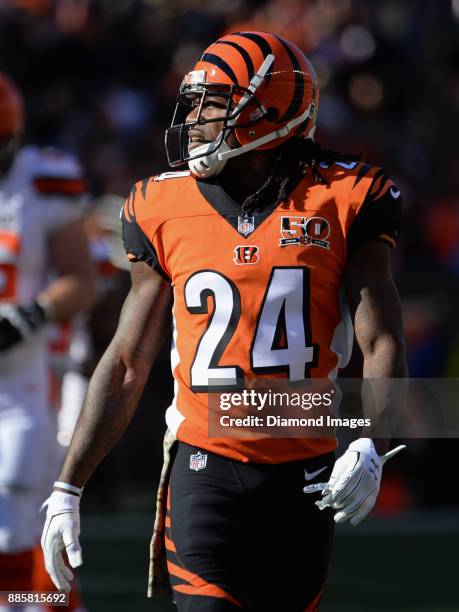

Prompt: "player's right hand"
[41,490,83,592]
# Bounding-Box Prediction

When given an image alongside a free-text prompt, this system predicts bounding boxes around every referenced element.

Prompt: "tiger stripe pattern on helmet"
[200,53,239,85]
[231,32,274,84]
[273,34,306,123]
[165,31,320,172]
[215,40,256,82]
[194,31,318,150]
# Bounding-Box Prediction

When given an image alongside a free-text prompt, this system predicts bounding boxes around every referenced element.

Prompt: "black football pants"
[166,442,334,611]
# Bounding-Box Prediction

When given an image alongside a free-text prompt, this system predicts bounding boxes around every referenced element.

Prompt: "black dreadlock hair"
[240,137,360,218]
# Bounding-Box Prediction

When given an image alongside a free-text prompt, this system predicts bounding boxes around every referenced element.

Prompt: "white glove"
[41,491,83,591]
[304,438,405,526]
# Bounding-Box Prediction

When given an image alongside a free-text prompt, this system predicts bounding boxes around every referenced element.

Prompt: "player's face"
[185,93,237,153]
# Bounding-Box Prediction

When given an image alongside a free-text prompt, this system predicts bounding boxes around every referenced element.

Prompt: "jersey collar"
[196,178,283,239]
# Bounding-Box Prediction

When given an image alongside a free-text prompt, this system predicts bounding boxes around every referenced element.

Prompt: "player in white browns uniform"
[0,74,95,608]
[53,196,129,451]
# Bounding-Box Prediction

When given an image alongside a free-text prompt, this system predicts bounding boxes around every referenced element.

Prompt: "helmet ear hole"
[265,107,279,123]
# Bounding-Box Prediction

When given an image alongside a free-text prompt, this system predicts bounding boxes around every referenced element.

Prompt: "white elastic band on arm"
[53,481,83,496]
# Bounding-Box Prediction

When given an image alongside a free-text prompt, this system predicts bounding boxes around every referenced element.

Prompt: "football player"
[0,74,95,610]
[49,194,129,454]
[34,196,129,612]
[41,32,407,611]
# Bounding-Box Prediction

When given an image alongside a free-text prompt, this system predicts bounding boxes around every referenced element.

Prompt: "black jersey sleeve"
[121,196,170,281]
[347,173,403,258]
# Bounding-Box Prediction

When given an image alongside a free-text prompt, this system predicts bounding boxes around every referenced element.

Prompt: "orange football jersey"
[122,162,402,463]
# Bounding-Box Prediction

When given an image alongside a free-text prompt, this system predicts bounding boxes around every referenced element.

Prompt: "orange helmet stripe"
[214,40,255,83]
[233,32,274,84]
[200,52,239,85]
[235,31,273,60]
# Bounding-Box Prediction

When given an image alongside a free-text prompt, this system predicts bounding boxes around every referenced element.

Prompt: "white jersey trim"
[165,299,185,436]
[154,171,190,182]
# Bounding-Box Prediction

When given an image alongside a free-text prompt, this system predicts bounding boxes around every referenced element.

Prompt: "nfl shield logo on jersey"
[237,215,255,236]
[190,451,208,471]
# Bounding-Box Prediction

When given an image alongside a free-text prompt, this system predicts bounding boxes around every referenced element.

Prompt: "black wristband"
[19,300,49,330]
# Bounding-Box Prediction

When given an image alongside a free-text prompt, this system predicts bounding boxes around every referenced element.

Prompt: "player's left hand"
[305,438,405,526]
[0,300,48,351]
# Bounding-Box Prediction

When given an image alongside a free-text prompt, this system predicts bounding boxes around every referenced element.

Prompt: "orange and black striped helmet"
[0,73,23,138]
[165,31,318,176]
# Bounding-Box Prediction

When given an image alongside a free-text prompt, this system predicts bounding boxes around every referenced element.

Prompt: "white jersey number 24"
[184,267,318,391]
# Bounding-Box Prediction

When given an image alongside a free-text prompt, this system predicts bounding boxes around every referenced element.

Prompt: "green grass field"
[77,512,458,611]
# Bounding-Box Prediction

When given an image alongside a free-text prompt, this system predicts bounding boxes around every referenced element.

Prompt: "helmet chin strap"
[188,108,316,179]
[187,139,231,178]
[217,104,315,162]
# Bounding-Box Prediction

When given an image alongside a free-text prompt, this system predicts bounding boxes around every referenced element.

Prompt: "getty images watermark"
[218,389,370,430]
[207,378,459,438]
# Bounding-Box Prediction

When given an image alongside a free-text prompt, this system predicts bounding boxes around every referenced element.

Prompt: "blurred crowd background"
[1,0,458,511]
